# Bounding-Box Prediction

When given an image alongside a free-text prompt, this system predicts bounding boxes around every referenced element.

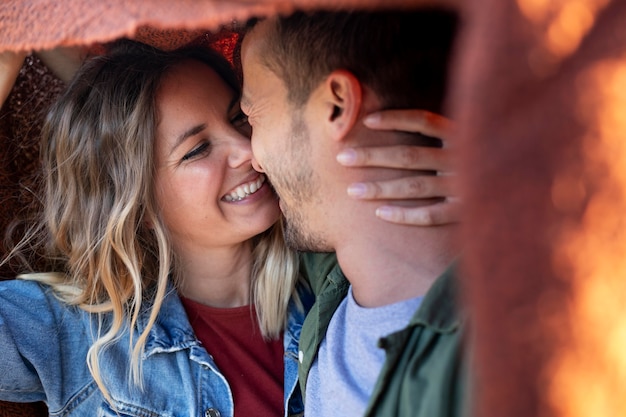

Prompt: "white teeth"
[224,175,266,202]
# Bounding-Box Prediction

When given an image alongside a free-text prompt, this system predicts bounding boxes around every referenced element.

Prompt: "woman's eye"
[182,142,211,161]
[230,110,249,128]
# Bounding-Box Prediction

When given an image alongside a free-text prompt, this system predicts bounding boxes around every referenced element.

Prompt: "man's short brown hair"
[255,8,458,113]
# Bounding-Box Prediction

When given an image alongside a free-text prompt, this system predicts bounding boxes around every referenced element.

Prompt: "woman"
[0,40,456,416]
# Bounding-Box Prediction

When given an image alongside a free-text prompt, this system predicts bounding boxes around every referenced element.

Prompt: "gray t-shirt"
[305,285,423,416]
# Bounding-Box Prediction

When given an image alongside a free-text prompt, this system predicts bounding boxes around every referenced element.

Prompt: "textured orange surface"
[1,0,262,52]
[0,0,432,53]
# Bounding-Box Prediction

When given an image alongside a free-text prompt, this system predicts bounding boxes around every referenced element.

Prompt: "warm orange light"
[516,0,551,23]
[549,56,626,417]
[546,2,595,57]
[516,0,609,75]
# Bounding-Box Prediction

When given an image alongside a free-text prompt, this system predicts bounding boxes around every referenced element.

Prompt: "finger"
[363,109,455,142]
[337,145,451,170]
[1,50,27,108]
[375,201,461,226]
[347,175,454,200]
[36,46,87,83]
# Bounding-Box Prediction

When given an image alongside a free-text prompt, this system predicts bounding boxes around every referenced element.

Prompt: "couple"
[0,8,463,417]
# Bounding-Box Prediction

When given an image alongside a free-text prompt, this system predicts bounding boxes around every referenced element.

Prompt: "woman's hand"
[1,46,87,111]
[337,109,459,226]
[0,50,27,109]
[35,45,88,83]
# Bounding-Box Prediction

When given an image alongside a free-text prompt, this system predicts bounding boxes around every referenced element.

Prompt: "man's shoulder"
[367,263,467,417]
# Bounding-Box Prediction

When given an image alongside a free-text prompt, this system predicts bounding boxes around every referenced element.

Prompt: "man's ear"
[322,70,362,142]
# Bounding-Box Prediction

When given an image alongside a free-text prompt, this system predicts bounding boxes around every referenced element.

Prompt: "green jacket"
[298,252,467,417]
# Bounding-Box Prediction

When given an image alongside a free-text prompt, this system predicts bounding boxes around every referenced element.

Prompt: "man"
[240,8,465,417]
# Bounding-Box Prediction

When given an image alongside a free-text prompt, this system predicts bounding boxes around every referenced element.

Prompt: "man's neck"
[334,224,457,308]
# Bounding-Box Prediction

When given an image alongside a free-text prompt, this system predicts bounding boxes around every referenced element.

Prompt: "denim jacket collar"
[137,284,201,359]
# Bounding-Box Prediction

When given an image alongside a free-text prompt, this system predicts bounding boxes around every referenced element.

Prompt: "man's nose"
[251,156,265,173]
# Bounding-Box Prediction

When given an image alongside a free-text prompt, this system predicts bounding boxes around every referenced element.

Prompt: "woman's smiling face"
[153,59,280,253]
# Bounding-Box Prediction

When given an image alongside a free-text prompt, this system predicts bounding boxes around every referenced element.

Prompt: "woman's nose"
[227,134,254,168]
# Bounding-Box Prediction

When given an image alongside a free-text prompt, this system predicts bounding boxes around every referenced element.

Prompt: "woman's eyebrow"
[171,123,207,155]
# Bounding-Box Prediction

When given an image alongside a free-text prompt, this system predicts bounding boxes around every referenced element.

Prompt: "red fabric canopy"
[0,0,437,52]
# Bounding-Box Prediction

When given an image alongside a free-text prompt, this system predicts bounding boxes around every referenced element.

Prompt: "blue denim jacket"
[0,279,311,417]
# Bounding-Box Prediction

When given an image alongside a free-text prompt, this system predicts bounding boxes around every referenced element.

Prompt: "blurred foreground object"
[454,0,626,416]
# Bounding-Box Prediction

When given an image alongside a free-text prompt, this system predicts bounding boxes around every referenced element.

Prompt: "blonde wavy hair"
[5,40,300,402]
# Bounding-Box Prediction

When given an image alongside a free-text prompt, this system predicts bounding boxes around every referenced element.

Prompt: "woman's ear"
[322,70,362,142]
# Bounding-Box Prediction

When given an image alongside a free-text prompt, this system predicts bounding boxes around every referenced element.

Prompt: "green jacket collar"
[410,262,460,333]
[328,261,460,333]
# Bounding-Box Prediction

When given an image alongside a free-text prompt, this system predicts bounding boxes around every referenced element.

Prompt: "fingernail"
[337,149,357,166]
[347,183,368,198]
[376,206,395,220]
[363,113,381,126]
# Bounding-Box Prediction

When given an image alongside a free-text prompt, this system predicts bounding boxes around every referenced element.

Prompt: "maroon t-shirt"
[181,297,284,417]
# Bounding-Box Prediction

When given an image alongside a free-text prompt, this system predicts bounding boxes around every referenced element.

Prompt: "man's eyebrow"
[171,123,207,154]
